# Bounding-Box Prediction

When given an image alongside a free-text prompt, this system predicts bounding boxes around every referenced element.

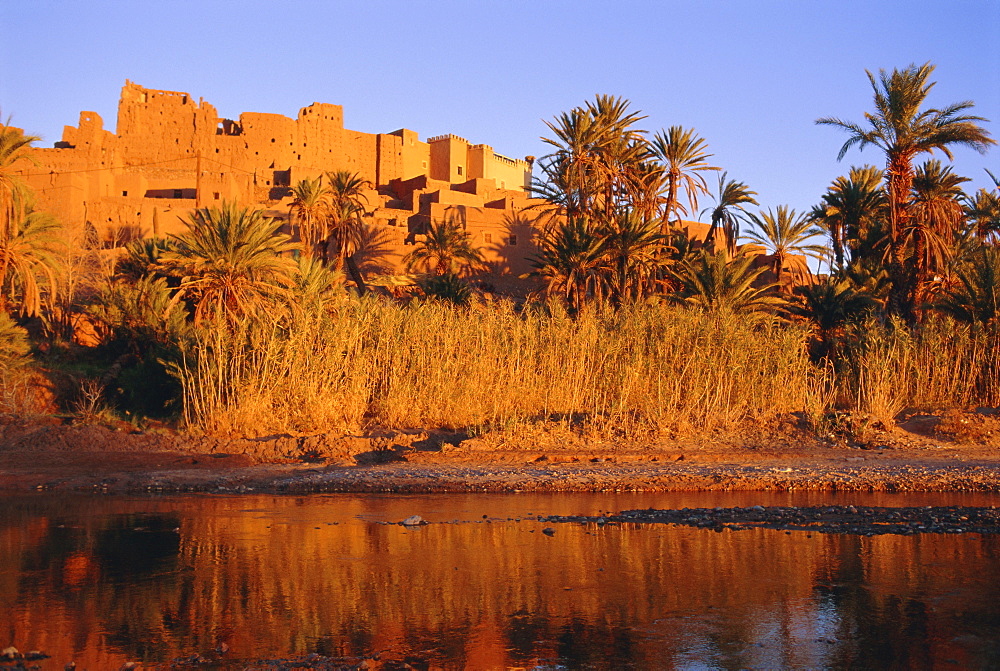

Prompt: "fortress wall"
[19,81,536,282]
[428,135,469,182]
[433,187,497,207]
[339,129,380,185]
[487,151,532,191]
[375,133,403,187]
[427,203,540,277]
[296,103,346,172]
[391,129,431,182]
[116,82,201,164]
[238,112,297,177]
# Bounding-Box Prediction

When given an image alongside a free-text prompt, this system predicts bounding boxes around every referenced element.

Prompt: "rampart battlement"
[427,134,469,144]
[492,152,528,168]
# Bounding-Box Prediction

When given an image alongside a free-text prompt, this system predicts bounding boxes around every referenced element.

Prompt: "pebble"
[400,515,426,526]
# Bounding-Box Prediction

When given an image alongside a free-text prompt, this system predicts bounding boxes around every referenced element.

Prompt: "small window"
[484,233,493,244]
[213,192,220,200]
[271,138,275,143]
[122,190,128,197]
[422,161,427,169]
[508,235,517,246]
[173,189,183,199]
[215,148,219,153]
[457,165,463,176]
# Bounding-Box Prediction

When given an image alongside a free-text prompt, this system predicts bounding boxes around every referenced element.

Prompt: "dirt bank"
[1,409,998,494]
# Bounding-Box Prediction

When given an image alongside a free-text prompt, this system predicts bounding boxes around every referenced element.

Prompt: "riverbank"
[1,408,998,494]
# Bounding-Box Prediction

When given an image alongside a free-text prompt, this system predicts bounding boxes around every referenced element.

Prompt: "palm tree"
[289,175,328,258]
[533,95,648,226]
[88,274,190,350]
[810,166,886,272]
[0,121,40,230]
[743,206,825,289]
[163,203,297,325]
[0,208,63,317]
[0,311,29,368]
[351,222,396,279]
[671,250,784,315]
[600,210,666,304]
[700,172,758,255]
[908,159,970,291]
[817,62,995,319]
[964,170,1000,243]
[935,246,1000,329]
[528,217,608,311]
[789,278,879,359]
[404,218,485,277]
[649,126,719,231]
[115,237,176,281]
[417,273,474,306]
[323,170,371,292]
[289,254,344,315]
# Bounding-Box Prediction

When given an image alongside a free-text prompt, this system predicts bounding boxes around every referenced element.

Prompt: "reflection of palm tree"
[743,206,825,289]
[289,176,327,258]
[404,218,484,276]
[671,250,783,315]
[701,173,757,256]
[649,126,719,231]
[165,204,297,325]
[817,62,995,319]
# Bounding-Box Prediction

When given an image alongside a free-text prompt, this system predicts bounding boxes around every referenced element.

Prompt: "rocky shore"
[0,409,998,495]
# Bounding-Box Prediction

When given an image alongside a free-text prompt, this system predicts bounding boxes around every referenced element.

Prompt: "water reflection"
[2,492,1000,669]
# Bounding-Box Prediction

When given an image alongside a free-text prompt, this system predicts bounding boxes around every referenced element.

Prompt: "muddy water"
[3,491,1000,669]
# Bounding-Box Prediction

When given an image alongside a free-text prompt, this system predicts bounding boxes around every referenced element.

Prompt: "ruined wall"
[14,81,536,287]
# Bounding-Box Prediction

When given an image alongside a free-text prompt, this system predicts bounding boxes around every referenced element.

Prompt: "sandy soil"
[1,409,999,495]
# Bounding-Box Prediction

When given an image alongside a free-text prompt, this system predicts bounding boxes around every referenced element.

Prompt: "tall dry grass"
[176,300,1000,439]
[836,317,1000,425]
[177,300,815,438]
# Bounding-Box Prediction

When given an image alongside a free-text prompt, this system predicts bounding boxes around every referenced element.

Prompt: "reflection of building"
[16,81,545,284]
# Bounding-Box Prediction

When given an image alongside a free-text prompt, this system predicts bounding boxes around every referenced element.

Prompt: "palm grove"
[0,62,997,439]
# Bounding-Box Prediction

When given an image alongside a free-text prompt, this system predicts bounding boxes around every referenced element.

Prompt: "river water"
[3,491,1000,669]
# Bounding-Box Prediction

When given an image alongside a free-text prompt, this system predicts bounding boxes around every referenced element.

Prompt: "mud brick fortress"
[17,81,544,283]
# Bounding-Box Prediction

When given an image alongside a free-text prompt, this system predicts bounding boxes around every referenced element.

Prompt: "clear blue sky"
[2,0,998,225]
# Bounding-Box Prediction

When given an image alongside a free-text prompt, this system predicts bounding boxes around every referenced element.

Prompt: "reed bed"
[836,317,1000,424]
[178,300,814,438]
[177,300,1000,439]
